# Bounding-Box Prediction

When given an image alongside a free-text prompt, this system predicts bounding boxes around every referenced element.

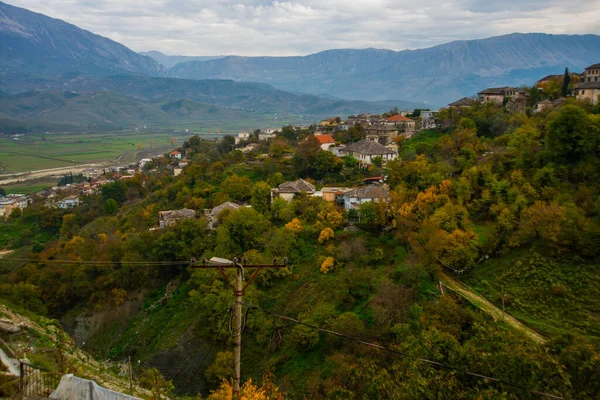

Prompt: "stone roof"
[576,81,600,89]
[344,185,389,200]
[366,124,398,132]
[478,87,511,95]
[209,201,241,218]
[278,178,316,194]
[341,140,397,155]
[159,208,196,219]
[448,97,476,107]
[585,63,600,70]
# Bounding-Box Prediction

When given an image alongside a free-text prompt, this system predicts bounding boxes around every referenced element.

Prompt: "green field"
[0,130,195,173]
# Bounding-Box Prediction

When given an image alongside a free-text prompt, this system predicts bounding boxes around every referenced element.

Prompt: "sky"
[8,0,600,56]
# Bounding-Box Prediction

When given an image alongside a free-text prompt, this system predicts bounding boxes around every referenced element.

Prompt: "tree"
[546,105,592,163]
[221,175,252,202]
[292,136,321,176]
[318,227,334,244]
[251,181,272,213]
[207,378,283,400]
[0,187,5,196]
[217,135,235,153]
[205,351,233,386]
[284,218,302,234]
[139,368,174,400]
[314,150,342,178]
[269,139,288,158]
[40,206,63,232]
[101,180,127,205]
[320,256,335,273]
[103,198,119,215]
[215,207,270,256]
[561,67,571,97]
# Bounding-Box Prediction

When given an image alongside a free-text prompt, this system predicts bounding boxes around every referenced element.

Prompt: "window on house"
[582,90,585,94]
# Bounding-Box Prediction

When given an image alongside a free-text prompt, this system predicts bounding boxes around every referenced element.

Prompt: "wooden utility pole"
[192,257,287,400]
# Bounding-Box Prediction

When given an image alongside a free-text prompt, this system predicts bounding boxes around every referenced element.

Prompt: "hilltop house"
[235,132,251,144]
[314,134,336,150]
[158,208,196,229]
[170,151,182,160]
[258,132,277,141]
[385,114,416,134]
[339,140,397,165]
[57,195,80,209]
[205,201,241,229]
[448,97,476,108]
[574,63,600,105]
[343,185,390,210]
[271,179,316,202]
[478,87,528,104]
[347,114,384,126]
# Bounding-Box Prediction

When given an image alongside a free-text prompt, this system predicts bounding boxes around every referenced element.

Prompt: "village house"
[314,134,336,150]
[258,132,277,141]
[235,132,251,144]
[204,201,241,229]
[385,114,416,134]
[347,114,384,126]
[57,195,80,209]
[448,97,477,108]
[343,185,390,210]
[478,87,528,104]
[271,179,316,202]
[170,151,182,160]
[574,63,600,105]
[339,140,397,166]
[0,198,16,217]
[139,158,153,168]
[365,125,399,145]
[319,187,351,205]
[533,97,567,114]
[158,208,196,229]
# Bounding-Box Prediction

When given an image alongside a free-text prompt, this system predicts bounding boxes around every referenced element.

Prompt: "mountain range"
[168,33,600,104]
[1,0,600,124]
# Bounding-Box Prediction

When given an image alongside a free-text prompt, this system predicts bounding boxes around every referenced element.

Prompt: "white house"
[139,158,153,168]
[314,134,336,151]
[339,140,397,165]
[343,185,390,210]
[258,132,277,141]
[235,132,251,144]
[170,151,182,160]
[58,195,80,209]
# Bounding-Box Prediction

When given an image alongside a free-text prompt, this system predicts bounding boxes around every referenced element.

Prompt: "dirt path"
[0,250,13,258]
[439,272,546,344]
[0,163,108,185]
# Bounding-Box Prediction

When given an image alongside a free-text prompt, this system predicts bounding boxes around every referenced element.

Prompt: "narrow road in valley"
[439,272,546,344]
[0,163,107,185]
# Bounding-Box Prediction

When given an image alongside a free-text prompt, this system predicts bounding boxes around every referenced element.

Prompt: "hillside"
[169,33,600,105]
[140,51,224,69]
[0,75,427,116]
[0,1,165,77]
[0,90,262,132]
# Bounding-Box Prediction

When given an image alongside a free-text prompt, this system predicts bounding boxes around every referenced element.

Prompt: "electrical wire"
[199,305,233,369]
[242,303,565,400]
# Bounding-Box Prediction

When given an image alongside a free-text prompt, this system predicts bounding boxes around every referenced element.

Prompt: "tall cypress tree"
[561,67,571,97]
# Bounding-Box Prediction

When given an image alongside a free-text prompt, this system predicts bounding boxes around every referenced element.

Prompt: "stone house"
[365,125,399,145]
[204,201,241,229]
[271,179,316,202]
[339,140,397,166]
[448,97,477,108]
[574,63,600,105]
[385,114,416,134]
[343,185,390,210]
[158,208,196,229]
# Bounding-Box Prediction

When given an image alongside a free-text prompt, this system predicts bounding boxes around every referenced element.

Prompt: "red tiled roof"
[170,151,181,155]
[386,115,412,122]
[314,135,335,144]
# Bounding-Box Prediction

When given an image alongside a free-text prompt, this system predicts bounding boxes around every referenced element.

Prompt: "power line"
[242,303,565,400]
[198,305,233,370]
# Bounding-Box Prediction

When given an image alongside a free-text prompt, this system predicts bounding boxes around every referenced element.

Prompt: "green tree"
[101,180,127,205]
[215,207,270,256]
[314,150,342,178]
[39,206,62,232]
[217,135,235,153]
[546,105,592,162]
[221,175,252,202]
[250,181,271,213]
[561,67,571,97]
[292,135,321,176]
[0,187,5,196]
[103,198,119,215]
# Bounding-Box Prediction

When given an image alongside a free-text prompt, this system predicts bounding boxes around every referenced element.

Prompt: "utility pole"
[192,257,288,400]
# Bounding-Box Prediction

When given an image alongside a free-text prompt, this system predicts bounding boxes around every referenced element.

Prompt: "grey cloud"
[7,0,600,56]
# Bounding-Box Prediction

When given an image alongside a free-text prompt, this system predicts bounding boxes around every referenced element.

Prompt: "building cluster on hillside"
[446,62,600,113]
[0,194,30,217]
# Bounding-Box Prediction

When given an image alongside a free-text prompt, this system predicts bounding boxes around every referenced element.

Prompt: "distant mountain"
[0,1,166,77]
[169,33,600,105]
[0,74,426,116]
[0,90,258,132]
[140,51,225,69]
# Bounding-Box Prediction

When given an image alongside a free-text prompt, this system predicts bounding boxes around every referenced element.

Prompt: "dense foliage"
[1,98,599,399]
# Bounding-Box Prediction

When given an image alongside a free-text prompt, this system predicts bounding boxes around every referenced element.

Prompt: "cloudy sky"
[9,0,600,56]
